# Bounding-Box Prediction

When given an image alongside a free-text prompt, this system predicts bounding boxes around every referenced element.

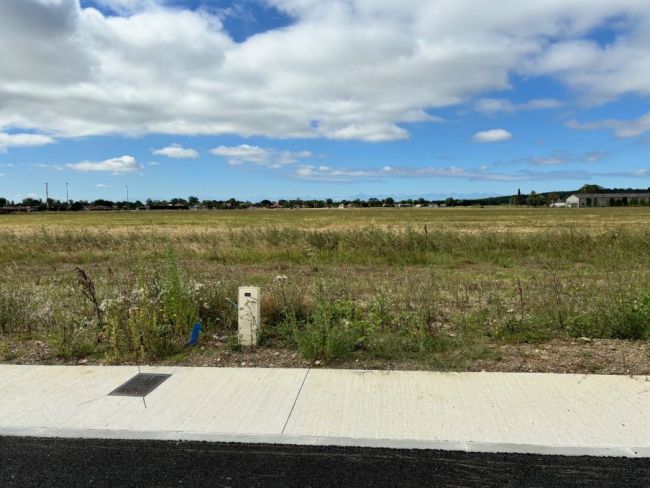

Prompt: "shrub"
[292,283,359,360]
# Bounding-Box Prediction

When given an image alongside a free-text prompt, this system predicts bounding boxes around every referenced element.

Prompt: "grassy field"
[1,207,649,372]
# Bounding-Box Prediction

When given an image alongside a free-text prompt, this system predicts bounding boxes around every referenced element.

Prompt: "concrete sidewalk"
[0,365,648,458]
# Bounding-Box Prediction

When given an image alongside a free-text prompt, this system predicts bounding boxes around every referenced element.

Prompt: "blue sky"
[1,0,650,202]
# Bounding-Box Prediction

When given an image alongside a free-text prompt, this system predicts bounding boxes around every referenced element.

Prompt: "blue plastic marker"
[188,321,202,347]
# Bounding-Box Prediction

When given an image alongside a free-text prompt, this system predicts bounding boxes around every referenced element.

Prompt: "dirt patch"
[470,339,650,375]
[2,335,648,375]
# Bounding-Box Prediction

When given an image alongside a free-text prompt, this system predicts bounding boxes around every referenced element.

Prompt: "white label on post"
[238,286,260,346]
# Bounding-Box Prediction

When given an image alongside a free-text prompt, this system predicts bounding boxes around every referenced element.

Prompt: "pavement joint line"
[281,368,310,435]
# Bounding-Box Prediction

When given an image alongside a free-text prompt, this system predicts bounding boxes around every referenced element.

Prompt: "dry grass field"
[1,207,649,373]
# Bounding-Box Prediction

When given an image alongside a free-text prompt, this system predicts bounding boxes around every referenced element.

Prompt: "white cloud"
[567,113,650,138]
[0,132,54,152]
[210,144,312,168]
[472,129,512,143]
[92,0,160,15]
[95,183,110,188]
[521,151,608,166]
[66,155,140,173]
[1,1,650,142]
[474,98,562,115]
[293,163,649,183]
[152,143,198,159]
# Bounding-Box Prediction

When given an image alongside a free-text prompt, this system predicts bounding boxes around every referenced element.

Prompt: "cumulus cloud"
[566,113,650,138]
[66,155,140,173]
[1,1,650,142]
[95,183,110,188]
[474,98,562,115]
[0,132,54,152]
[210,144,312,168]
[152,143,198,159]
[472,129,512,143]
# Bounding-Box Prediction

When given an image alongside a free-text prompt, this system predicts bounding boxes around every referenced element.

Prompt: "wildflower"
[273,275,288,284]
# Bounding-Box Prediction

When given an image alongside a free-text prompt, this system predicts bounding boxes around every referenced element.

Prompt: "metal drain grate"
[109,373,171,397]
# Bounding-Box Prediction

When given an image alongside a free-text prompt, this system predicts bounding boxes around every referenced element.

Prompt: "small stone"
[241,361,247,367]
[578,337,592,343]
[273,352,280,356]
[78,359,88,365]
[314,360,322,366]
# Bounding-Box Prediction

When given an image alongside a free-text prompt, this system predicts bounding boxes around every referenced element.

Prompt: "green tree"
[578,184,604,193]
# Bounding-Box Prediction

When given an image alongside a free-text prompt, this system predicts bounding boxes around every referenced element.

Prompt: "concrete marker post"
[238,286,260,346]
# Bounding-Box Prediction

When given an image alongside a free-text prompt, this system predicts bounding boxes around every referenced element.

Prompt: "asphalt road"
[1,436,649,488]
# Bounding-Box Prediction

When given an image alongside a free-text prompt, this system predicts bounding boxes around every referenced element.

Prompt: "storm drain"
[109,373,171,397]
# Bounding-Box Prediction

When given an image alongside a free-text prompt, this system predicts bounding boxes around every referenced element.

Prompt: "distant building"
[85,205,114,211]
[146,204,189,210]
[566,193,650,208]
[0,206,38,214]
[566,195,580,208]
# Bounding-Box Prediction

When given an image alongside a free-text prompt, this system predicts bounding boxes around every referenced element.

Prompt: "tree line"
[2,185,649,211]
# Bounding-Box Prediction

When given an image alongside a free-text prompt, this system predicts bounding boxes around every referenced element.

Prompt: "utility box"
[238,286,260,346]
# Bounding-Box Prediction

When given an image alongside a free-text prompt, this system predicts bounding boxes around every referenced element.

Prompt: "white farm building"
[565,193,650,208]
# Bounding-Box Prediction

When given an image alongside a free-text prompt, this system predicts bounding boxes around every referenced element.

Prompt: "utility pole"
[125,185,129,208]
[65,182,69,207]
[44,182,49,210]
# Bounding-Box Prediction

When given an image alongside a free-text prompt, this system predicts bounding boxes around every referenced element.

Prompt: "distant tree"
[188,196,200,206]
[21,197,41,207]
[70,200,87,211]
[383,197,395,207]
[578,184,604,193]
[92,199,114,207]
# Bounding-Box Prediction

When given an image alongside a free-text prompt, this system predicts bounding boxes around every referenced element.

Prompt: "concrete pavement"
[0,365,649,458]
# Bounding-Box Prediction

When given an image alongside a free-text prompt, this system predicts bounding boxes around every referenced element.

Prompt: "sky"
[1,0,650,202]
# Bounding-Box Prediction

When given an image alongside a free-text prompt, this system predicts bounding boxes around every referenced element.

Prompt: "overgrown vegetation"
[1,208,649,368]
